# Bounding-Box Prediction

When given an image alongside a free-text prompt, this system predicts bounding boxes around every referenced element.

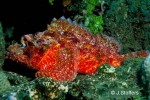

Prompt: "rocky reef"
[103,0,150,53]
[0,57,147,100]
[0,23,11,93]
[140,53,150,99]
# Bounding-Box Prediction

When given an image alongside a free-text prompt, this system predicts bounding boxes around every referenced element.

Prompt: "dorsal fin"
[67,18,72,23]
[60,16,65,19]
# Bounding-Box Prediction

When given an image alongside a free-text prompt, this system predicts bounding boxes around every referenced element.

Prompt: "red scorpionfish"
[6,17,148,81]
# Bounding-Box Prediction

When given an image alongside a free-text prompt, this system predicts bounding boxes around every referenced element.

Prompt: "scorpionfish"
[6,17,148,81]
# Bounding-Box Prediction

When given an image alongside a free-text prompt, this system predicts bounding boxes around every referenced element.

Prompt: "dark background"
[0,0,64,41]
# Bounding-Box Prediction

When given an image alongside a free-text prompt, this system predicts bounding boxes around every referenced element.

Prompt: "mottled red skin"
[6,18,148,81]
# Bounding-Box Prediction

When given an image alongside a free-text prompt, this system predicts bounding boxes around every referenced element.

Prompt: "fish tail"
[123,50,149,58]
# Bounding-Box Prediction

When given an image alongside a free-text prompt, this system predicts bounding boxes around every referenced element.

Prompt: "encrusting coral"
[6,17,148,81]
